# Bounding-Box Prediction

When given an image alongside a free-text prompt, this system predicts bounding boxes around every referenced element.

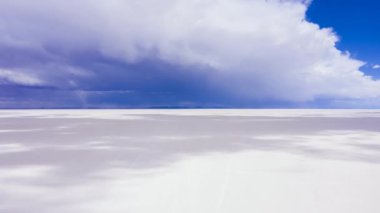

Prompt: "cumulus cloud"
[0,0,379,107]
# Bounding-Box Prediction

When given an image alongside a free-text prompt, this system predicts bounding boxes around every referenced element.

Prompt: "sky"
[307,0,380,79]
[0,0,379,108]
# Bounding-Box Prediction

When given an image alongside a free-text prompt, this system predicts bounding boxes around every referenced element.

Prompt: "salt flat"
[1,109,380,213]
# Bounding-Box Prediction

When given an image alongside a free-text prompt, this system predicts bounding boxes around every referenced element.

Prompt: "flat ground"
[1,109,380,213]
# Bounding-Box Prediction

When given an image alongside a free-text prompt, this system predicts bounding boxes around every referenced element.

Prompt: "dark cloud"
[1,0,379,108]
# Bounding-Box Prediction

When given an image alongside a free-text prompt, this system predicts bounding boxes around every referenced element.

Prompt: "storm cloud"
[1,0,379,108]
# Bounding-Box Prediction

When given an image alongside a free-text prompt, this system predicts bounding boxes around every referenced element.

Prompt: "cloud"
[0,69,43,86]
[373,65,380,69]
[0,0,379,107]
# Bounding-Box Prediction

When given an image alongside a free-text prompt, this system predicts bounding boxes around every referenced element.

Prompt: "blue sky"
[308,0,380,78]
[0,0,379,108]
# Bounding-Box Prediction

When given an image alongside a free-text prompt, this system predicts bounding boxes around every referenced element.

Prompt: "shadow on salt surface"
[1,111,380,184]
[2,111,380,213]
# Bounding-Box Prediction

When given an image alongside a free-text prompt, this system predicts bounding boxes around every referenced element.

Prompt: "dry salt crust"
[1,110,380,213]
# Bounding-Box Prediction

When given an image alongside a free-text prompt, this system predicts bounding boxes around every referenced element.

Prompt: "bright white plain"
[1,109,380,213]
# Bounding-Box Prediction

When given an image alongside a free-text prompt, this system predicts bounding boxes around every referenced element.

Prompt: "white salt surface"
[1,110,380,213]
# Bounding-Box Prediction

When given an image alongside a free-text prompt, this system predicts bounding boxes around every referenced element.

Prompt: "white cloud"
[0,69,43,86]
[0,0,379,103]
[373,65,380,69]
